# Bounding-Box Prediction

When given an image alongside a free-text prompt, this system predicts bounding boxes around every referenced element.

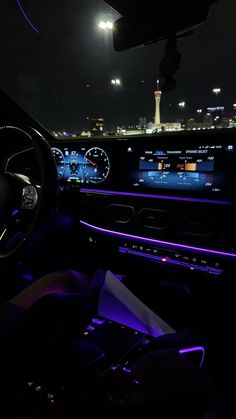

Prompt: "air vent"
[176,213,215,237]
[137,208,169,230]
[102,204,134,223]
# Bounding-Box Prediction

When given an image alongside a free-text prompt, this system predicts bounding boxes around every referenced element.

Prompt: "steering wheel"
[0,126,57,259]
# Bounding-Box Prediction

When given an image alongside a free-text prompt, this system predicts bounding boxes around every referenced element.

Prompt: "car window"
[1,0,236,137]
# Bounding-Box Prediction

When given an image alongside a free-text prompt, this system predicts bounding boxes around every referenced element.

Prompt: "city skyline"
[1,0,236,131]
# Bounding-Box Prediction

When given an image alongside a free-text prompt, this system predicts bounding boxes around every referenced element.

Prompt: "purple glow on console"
[118,247,223,275]
[80,220,236,259]
[80,188,232,205]
[179,346,205,367]
[16,0,39,34]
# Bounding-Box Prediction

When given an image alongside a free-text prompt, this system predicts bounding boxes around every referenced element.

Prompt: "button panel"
[119,243,224,275]
[21,185,38,209]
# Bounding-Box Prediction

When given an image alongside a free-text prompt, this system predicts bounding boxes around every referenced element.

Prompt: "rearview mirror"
[105,0,218,51]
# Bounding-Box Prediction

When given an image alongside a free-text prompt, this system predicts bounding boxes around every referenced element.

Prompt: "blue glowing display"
[128,144,236,195]
[51,146,110,184]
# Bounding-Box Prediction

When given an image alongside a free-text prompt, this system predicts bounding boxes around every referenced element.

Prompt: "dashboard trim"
[179,347,205,368]
[80,188,232,205]
[80,220,236,259]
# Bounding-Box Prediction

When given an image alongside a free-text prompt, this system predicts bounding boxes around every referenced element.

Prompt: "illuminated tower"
[154,80,162,127]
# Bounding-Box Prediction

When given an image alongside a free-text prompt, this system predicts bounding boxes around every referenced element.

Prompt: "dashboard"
[49,136,236,203]
[4,131,236,267]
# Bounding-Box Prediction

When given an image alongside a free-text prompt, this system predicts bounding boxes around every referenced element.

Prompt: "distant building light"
[197,109,203,113]
[178,101,186,108]
[207,106,224,111]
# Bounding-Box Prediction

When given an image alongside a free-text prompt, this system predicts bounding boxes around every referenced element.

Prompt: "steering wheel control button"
[21,186,38,209]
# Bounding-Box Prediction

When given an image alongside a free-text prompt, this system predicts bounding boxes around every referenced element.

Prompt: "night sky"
[1,0,236,131]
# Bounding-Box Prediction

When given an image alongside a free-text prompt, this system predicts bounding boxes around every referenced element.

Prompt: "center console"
[12,315,206,415]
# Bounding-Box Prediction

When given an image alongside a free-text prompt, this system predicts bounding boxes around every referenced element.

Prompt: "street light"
[106,21,113,29]
[178,101,186,108]
[98,21,113,30]
[111,78,121,86]
[212,88,221,95]
[197,109,203,113]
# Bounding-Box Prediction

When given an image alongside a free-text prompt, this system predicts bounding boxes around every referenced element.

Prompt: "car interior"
[0,0,232,417]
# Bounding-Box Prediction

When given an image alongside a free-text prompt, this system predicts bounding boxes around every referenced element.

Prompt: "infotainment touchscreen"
[127,143,236,197]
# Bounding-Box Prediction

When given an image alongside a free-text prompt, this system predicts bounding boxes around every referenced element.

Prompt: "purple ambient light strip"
[179,346,205,367]
[80,188,232,205]
[80,220,236,259]
[16,0,39,34]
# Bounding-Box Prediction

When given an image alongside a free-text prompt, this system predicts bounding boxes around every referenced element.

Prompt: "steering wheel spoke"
[0,206,36,252]
[0,221,26,253]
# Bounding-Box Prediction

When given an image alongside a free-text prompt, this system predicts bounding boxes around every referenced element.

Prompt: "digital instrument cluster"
[51,146,110,184]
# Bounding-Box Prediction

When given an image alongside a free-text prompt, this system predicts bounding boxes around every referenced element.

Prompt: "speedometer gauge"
[51,147,65,179]
[84,147,110,183]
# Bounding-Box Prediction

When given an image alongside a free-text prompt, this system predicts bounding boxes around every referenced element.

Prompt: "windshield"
[1,0,236,137]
